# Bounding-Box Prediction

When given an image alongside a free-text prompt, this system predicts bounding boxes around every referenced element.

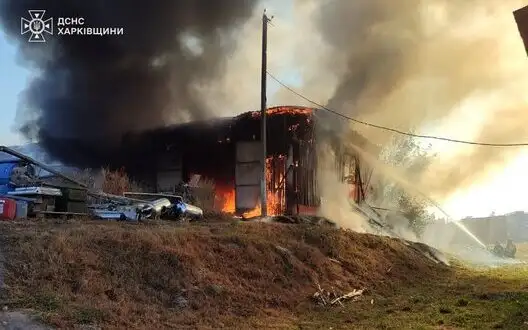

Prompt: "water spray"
[429,203,486,249]
[347,143,487,248]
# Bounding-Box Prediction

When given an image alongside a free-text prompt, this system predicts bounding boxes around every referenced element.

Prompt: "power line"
[369,205,405,213]
[266,71,528,147]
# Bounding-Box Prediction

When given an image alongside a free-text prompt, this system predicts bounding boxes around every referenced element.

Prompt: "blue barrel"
[0,162,18,185]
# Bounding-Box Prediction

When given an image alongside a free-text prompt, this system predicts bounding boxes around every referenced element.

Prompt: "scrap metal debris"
[89,191,203,221]
[88,191,203,221]
[0,145,203,222]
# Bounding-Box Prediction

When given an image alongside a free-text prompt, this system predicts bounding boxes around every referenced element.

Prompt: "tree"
[368,135,436,237]
[397,192,435,237]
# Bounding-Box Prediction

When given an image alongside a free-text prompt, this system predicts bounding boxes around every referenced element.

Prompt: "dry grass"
[0,220,447,329]
[67,167,143,195]
[100,168,142,195]
[3,220,528,329]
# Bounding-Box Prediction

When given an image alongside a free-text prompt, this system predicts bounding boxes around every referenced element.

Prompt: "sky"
[0,31,27,146]
[423,101,528,219]
[443,151,528,218]
[0,1,527,220]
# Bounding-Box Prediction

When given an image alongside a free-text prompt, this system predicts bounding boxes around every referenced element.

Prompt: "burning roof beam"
[250,106,313,118]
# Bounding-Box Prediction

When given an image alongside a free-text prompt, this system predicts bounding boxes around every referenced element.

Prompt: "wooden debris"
[330,289,364,305]
[312,283,328,305]
[328,258,342,265]
[312,284,365,307]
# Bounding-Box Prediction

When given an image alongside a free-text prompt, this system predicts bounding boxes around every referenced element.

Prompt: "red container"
[0,198,16,220]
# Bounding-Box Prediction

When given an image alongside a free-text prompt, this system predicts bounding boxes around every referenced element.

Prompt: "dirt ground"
[0,219,526,329]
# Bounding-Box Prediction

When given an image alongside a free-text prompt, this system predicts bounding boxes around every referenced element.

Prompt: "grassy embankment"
[0,219,527,329]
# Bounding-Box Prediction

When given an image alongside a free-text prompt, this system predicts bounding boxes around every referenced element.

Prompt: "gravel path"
[0,311,51,330]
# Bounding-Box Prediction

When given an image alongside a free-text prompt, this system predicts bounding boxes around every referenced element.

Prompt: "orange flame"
[216,156,285,217]
[251,106,313,118]
[241,156,285,217]
[215,185,236,213]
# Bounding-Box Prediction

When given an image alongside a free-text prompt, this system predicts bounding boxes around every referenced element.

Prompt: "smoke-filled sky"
[0,0,262,161]
[0,0,528,218]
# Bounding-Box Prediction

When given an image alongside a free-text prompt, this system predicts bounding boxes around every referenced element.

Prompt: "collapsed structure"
[120,106,375,217]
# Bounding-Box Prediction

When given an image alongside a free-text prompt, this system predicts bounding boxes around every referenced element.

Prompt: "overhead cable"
[267,71,528,147]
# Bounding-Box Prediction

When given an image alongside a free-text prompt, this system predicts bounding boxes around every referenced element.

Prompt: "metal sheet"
[235,141,262,211]
[9,186,62,196]
[156,170,182,192]
[235,162,261,186]
[184,203,204,217]
[236,141,261,162]
[235,185,260,209]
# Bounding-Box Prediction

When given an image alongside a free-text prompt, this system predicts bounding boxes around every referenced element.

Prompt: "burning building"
[121,106,374,217]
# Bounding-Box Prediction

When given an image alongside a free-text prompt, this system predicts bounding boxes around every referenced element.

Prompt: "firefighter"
[505,239,517,258]
[493,241,505,257]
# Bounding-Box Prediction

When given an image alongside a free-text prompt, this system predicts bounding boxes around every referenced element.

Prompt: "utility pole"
[260,11,269,217]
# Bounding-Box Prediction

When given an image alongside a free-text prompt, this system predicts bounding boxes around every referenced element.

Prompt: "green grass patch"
[296,264,528,329]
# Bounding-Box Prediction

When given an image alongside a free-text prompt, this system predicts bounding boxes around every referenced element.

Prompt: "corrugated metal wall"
[296,139,318,207]
[267,156,287,214]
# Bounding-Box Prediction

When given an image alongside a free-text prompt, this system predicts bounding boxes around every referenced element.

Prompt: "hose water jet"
[347,143,486,248]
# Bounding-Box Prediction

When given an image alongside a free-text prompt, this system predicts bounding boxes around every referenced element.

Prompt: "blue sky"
[0,31,28,146]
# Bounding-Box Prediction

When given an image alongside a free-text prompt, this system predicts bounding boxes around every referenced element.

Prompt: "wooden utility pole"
[260,11,269,216]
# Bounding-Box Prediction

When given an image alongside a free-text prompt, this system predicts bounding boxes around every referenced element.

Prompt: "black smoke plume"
[0,0,257,167]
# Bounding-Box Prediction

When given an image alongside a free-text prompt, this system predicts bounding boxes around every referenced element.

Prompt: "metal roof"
[0,143,78,176]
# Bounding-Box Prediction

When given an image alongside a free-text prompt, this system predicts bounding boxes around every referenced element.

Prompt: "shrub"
[100,167,142,195]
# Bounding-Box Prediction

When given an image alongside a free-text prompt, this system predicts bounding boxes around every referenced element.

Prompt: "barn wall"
[124,106,374,215]
[155,146,182,192]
